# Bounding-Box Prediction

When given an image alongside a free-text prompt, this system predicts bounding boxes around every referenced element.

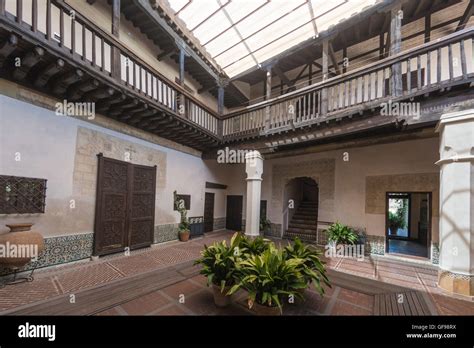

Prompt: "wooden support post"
[321,39,329,115]
[112,0,120,37]
[264,65,272,130]
[424,14,431,43]
[217,79,226,137]
[179,46,185,86]
[390,4,403,97]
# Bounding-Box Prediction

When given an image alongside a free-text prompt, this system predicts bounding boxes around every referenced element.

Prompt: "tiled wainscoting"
[213,217,226,231]
[154,223,180,244]
[0,232,94,276]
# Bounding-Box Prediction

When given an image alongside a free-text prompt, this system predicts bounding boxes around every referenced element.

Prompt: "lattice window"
[0,175,47,214]
[174,194,191,211]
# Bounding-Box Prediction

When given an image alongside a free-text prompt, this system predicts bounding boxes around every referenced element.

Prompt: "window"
[174,194,191,210]
[0,175,47,214]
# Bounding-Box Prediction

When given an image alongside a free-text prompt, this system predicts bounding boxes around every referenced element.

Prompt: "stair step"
[292,215,317,221]
[288,223,318,230]
[287,227,318,234]
[291,219,317,225]
[283,231,317,242]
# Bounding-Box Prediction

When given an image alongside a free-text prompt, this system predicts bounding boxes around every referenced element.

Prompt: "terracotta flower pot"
[212,284,232,307]
[249,301,282,316]
[0,223,45,269]
[178,230,190,242]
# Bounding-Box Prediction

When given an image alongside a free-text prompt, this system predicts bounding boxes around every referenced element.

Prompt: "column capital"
[217,77,229,88]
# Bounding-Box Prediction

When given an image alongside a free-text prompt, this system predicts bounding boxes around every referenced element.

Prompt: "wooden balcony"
[0,0,220,150]
[222,26,474,143]
[0,0,473,151]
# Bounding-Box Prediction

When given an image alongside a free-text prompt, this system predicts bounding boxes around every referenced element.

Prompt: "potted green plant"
[326,222,359,247]
[194,233,245,307]
[283,237,330,298]
[228,243,307,315]
[259,217,272,235]
[388,211,404,235]
[173,191,190,242]
[237,234,271,257]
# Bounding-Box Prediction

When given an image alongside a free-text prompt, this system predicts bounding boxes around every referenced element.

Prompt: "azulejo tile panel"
[213,217,226,231]
[0,233,93,276]
[431,242,439,265]
[154,223,179,244]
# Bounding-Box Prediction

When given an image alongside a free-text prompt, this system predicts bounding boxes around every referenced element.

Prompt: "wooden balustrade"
[223,27,474,139]
[0,0,220,136]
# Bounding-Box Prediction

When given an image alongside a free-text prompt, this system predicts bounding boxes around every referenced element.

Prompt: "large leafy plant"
[194,233,245,291]
[237,234,271,257]
[283,238,330,296]
[228,243,307,312]
[326,222,359,245]
[173,191,189,232]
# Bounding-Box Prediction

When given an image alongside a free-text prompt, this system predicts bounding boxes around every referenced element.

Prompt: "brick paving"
[0,230,473,315]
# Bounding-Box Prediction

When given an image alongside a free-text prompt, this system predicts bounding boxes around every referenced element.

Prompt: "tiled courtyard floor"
[0,230,473,315]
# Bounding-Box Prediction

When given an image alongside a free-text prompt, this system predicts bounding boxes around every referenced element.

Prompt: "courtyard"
[1,230,472,316]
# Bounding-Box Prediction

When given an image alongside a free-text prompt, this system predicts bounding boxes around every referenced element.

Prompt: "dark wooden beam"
[68,79,100,101]
[456,0,474,31]
[12,46,45,80]
[328,42,341,75]
[425,13,431,43]
[83,87,114,102]
[390,4,402,97]
[52,69,84,95]
[112,0,120,37]
[0,34,18,66]
[157,47,178,61]
[34,58,65,87]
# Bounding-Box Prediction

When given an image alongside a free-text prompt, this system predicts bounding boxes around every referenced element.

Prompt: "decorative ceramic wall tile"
[213,217,226,231]
[431,242,439,265]
[154,223,179,244]
[0,232,93,276]
[365,235,385,255]
[264,223,282,238]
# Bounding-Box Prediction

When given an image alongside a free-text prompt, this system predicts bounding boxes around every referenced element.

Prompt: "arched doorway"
[283,177,319,241]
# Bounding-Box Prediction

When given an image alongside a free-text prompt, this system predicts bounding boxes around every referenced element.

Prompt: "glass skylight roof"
[168,0,378,78]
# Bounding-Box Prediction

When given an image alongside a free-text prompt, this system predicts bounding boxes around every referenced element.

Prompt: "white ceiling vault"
[167,0,378,78]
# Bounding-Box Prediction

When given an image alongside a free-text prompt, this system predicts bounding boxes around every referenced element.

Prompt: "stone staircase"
[283,201,318,242]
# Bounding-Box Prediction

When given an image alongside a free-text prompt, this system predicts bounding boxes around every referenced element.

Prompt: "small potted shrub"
[194,233,244,307]
[228,243,307,315]
[174,191,190,242]
[259,217,272,235]
[237,234,271,257]
[284,237,330,298]
[326,222,359,248]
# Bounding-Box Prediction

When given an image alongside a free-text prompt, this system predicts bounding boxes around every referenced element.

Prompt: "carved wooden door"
[94,155,156,256]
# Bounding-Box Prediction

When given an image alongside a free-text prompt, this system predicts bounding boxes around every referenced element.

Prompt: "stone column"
[436,109,474,296]
[245,151,263,238]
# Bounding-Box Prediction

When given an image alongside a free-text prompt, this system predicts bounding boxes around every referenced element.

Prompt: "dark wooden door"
[94,155,156,256]
[204,192,215,233]
[226,195,243,231]
[128,164,156,250]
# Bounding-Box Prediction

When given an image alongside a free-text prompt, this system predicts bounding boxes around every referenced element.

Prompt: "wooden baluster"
[460,39,467,79]
[448,44,453,81]
[382,70,386,97]
[361,76,365,103]
[101,39,105,71]
[125,56,129,85]
[374,71,378,100]
[437,47,442,84]
[317,89,321,116]
[406,58,411,93]
[71,13,75,54]
[32,0,37,32]
[46,0,51,40]
[426,51,431,87]
[367,74,372,101]
[82,24,86,60]
[417,55,421,90]
[59,7,64,47]
[16,0,22,24]
[0,0,5,16]
[355,78,359,104]
[348,80,352,107]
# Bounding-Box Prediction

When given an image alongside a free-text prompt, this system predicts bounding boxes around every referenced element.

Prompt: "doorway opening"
[385,192,431,258]
[282,177,319,241]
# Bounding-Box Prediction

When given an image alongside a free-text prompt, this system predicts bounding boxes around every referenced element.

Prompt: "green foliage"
[228,243,307,312]
[326,222,359,245]
[259,217,271,232]
[283,238,330,296]
[173,190,189,232]
[194,232,245,291]
[389,199,408,233]
[237,234,271,256]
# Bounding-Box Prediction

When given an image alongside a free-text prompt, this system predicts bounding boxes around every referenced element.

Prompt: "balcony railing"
[1,0,473,144]
[0,0,220,136]
[223,26,474,140]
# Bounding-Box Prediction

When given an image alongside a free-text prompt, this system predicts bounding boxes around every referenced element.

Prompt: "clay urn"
[0,223,45,269]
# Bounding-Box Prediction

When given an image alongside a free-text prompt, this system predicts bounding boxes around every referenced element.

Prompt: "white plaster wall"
[0,95,230,237]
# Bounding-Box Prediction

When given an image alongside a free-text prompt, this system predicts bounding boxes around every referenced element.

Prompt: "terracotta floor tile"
[96,307,124,316]
[330,301,373,315]
[337,288,374,310]
[120,291,169,315]
[154,304,189,315]
[162,279,203,301]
